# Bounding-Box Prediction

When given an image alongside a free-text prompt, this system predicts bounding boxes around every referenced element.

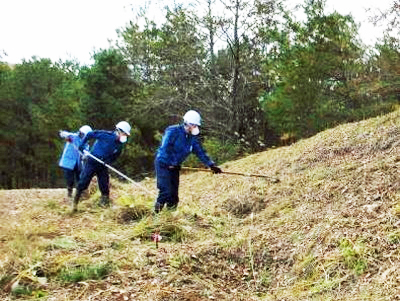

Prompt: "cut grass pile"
[2,109,400,300]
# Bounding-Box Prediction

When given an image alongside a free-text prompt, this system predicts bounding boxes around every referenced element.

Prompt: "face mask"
[119,135,128,143]
[191,126,200,136]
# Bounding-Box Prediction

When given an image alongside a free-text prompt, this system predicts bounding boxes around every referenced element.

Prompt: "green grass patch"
[311,278,341,295]
[49,236,78,250]
[0,275,14,289]
[58,262,113,283]
[11,284,33,297]
[387,231,400,244]
[45,199,60,210]
[168,252,192,269]
[339,238,367,275]
[131,212,192,243]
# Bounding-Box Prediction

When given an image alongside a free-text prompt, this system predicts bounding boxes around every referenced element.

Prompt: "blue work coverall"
[155,124,214,212]
[76,130,124,197]
[59,131,89,195]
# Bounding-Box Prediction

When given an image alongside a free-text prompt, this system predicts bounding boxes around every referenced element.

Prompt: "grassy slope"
[2,109,400,300]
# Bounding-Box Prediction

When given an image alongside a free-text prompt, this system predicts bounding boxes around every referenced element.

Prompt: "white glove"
[59,130,69,138]
[82,149,90,159]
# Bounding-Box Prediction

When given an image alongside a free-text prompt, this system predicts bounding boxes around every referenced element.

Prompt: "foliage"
[80,48,136,130]
[0,0,399,189]
[0,58,82,188]
[260,0,364,138]
[184,137,242,167]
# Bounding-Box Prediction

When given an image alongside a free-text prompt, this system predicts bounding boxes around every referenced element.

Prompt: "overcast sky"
[0,0,392,65]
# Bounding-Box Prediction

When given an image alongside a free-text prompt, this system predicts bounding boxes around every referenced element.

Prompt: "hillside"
[2,108,400,300]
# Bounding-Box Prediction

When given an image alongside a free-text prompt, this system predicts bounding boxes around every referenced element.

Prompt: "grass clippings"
[3,109,400,299]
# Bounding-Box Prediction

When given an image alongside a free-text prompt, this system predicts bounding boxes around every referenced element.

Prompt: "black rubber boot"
[99,195,110,207]
[72,190,82,213]
[154,202,164,214]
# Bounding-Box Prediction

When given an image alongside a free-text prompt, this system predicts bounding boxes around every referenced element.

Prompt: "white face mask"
[191,126,200,136]
[119,135,128,143]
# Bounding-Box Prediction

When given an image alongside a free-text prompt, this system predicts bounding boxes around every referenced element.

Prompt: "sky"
[0,0,392,66]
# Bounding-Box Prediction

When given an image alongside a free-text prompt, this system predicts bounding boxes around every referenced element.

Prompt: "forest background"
[0,0,398,189]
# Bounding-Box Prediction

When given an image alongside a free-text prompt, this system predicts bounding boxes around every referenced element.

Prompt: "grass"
[3,109,400,299]
[58,262,113,283]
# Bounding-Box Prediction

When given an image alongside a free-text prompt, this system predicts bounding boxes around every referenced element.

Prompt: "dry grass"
[3,109,400,300]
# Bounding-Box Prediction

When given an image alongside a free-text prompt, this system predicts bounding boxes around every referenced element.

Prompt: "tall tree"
[260,0,363,138]
[211,0,280,147]
[0,58,81,188]
[80,49,135,130]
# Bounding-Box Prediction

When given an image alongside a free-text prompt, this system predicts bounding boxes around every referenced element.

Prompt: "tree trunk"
[231,0,241,134]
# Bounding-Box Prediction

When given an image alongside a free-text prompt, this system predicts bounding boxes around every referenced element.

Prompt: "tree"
[0,58,81,188]
[118,7,209,123]
[80,49,136,130]
[117,19,162,84]
[260,0,363,138]
[370,0,399,37]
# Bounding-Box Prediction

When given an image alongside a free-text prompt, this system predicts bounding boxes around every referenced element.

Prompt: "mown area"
[2,108,400,300]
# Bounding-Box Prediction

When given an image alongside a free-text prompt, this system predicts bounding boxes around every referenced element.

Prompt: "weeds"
[49,236,78,250]
[58,262,113,283]
[339,238,368,276]
[387,231,400,244]
[3,109,400,299]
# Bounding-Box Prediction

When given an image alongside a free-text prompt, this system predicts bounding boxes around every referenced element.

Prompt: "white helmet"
[116,121,131,136]
[183,110,201,126]
[79,125,92,135]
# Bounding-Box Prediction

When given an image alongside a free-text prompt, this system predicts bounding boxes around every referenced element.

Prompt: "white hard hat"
[116,121,131,136]
[183,110,201,126]
[79,125,92,135]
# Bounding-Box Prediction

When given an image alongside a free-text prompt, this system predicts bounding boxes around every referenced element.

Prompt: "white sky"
[0,0,392,65]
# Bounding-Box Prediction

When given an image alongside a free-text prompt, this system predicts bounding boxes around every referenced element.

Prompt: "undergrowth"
[2,109,400,299]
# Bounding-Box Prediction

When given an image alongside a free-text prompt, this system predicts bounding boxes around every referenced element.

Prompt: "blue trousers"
[155,160,180,212]
[76,158,109,197]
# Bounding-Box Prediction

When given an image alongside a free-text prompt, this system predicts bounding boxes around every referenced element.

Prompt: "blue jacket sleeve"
[192,137,214,167]
[79,130,99,150]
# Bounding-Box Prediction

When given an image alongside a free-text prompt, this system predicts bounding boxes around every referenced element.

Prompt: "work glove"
[210,165,222,174]
[82,150,89,159]
[59,130,72,142]
[168,165,181,171]
[59,130,68,138]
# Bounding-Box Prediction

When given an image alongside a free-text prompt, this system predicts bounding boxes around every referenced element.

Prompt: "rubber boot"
[67,187,73,198]
[99,195,110,207]
[166,203,178,211]
[72,190,82,213]
[154,202,163,214]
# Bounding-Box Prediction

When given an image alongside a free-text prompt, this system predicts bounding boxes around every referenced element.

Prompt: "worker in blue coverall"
[58,125,92,199]
[72,121,131,212]
[154,110,222,213]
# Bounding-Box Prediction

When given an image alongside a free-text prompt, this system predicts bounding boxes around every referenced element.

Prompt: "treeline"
[0,0,399,189]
